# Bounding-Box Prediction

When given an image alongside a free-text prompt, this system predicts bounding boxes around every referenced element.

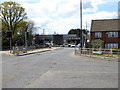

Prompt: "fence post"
[79,48,81,56]
[104,49,105,59]
[110,49,113,57]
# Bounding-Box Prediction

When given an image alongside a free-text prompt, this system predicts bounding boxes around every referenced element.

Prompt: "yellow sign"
[15,50,19,53]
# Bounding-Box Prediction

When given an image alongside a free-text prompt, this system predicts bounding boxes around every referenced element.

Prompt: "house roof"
[91,19,120,32]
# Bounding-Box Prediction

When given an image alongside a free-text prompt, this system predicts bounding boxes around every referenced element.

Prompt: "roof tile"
[91,19,120,32]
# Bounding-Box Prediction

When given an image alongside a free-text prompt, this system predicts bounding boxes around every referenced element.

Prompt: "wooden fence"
[74,48,120,61]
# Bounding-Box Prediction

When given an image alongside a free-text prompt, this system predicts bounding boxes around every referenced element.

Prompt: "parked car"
[60,44,64,47]
[64,44,68,47]
[71,44,76,47]
[35,44,40,48]
[68,44,71,47]
[77,43,81,48]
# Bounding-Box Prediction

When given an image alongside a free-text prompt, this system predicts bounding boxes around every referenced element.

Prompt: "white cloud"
[1,0,31,3]
[18,0,118,34]
[0,0,118,34]
[83,11,117,30]
[46,17,80,34]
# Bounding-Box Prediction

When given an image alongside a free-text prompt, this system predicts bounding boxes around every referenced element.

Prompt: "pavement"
[1,47,62,56]
[1,47,119,62]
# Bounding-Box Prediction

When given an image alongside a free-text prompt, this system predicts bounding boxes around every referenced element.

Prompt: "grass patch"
[105,55,114,58]
[85,53,118,58]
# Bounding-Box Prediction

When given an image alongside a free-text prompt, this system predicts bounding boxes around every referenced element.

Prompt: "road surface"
[2,48,118,88]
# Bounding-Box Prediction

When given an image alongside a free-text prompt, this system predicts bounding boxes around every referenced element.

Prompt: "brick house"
[90,19,120,49]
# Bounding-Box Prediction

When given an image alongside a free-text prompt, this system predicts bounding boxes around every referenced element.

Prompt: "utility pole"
[80,0,83,48]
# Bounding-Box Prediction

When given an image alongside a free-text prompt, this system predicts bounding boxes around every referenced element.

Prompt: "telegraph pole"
[80,0,83,48]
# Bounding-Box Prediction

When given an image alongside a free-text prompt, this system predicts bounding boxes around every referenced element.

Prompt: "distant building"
[53,35,63,45]
[35,34,80,46]
[90,19,120,49]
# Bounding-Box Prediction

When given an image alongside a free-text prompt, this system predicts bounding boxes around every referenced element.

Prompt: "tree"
[0,1,27,34]
[68,29,77,34]
[0,1,27,48]
[68,28,90,47]
[68,29,89,38]
[0,21,2,50]
[12,20,28,46]
[26,20,37,45]
[91,40,104,49]
[27,20,37,35]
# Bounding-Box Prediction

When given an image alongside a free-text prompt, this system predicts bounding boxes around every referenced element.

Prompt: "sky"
[0,0,119,34]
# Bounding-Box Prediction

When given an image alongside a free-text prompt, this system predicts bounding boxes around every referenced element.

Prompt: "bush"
[2,46,10,50]
[85,42,92,48]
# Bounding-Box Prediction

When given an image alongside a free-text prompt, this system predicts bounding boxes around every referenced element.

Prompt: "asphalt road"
[2,48,118,88]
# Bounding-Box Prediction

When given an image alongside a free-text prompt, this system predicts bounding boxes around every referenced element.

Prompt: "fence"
[74,48,120,61]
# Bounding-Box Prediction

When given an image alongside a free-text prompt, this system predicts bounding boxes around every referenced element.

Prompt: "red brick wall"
[90,32,95,40]
[91,31,120,48]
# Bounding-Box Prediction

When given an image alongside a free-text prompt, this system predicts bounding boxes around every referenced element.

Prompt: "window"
[108,32,118,37]
[105,43,118,49]
[95,32,102,38]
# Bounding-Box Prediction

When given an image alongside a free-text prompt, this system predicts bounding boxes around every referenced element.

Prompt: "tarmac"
[1,47,62,56]
[1,47,120,62]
